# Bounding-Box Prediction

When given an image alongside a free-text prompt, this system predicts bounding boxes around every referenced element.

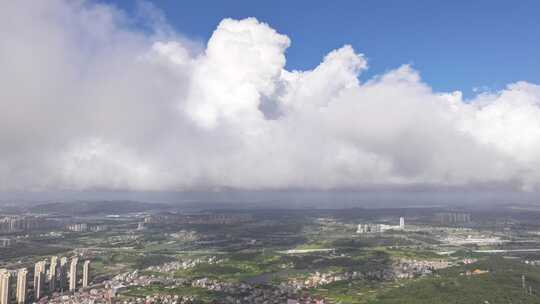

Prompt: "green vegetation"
[304,256,540,304]
[309,280,384,303]
[8,205,540,304]
[136,254,176,268]
[174,251,284,282]
[0,242,69,260]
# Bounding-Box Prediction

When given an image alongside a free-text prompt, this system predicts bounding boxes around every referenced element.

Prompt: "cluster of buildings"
[114,293,201,304]
[63,253,460,304]
[523,260,540,266]
[143,213,252,225]
[0,216,56,234]
[460,269,489,276]
[181,259,433,302]
[0,256,91,303]
[41,287,112,304]
[191,277,323,304]
[0,238,11,248]
[392,259,451,279]
[287,296,326,304]
[435,212,471,225]
[168,230,199,242]
[357,217,405,234]
[287,271,355,289]
[77,268,328,304]
[66,223,109,232]
[443,234,504,245]
[145,256,220,273]
[286,268,396,291]
[284,258,458,290]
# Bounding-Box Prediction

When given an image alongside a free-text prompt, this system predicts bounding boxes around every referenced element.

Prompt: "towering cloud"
[1,0,540,192]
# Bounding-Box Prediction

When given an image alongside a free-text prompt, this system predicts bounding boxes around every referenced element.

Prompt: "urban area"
[1,201,540,303]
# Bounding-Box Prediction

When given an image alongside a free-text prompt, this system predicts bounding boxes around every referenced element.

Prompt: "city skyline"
[0,256,91,303]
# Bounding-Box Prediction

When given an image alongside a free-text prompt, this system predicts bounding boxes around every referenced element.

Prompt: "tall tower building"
[49,256,58,292]
[33,261,46,300]
[16,268,27,304]
[82,261,90,288]
[399,217,405,229]
[0,269,10,304]
[59,257,68,292]
[34,271,43,300]
[69,257,78,292]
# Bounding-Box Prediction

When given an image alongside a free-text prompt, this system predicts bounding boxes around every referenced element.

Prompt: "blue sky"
[107,0,540,98]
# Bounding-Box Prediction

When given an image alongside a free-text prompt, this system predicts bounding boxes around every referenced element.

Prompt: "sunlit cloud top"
[1,1,540,192]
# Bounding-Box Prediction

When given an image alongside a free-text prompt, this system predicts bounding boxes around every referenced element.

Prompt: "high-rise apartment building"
[16,268,27,304]
[0,216,54,233]
[69,257,78,292]
[0,257,85,303]
[435,212,471,225]
[59,257,68,292]
[33,261,46,300]
[49,256,58,292]
[82,261,90,288]
[0,269,10,304]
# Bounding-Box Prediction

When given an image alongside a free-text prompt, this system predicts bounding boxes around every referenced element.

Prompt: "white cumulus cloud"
[1,0,540,192]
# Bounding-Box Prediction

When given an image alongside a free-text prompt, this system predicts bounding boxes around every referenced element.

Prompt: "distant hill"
[30,200,171,215]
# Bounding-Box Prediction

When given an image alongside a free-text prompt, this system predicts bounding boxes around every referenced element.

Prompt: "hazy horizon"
[2,189,540,209]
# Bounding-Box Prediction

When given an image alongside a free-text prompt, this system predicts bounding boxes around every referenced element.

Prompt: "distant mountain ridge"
[29,200,172,215]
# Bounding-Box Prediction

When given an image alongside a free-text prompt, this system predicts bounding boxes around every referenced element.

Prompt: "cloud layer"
[1,1,540,192]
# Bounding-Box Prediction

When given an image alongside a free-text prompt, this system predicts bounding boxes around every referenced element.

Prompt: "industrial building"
[357,217,405,234]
